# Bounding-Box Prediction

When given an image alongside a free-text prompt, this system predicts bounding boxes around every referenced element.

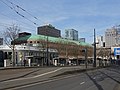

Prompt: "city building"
[65,29,78,41]
[96,36,105,48]
[0,34,93,67]
[37,24,61,37]
[105,25,120,47]
[14,34,93,66]
[19,32,31,38]
[79,38,85,42]
[0,45,58,67]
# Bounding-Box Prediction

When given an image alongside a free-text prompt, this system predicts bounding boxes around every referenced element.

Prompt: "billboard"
[114,48,120,56]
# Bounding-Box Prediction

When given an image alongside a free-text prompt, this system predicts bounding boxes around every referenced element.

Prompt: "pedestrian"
[23,59,26,67]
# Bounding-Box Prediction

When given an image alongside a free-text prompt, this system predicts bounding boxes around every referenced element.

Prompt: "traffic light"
[103,42,105,47]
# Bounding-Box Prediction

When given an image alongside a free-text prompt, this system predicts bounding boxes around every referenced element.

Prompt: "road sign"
[114,48,120,56]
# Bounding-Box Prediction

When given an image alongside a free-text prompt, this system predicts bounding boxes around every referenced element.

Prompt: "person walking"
[23,59,26,67]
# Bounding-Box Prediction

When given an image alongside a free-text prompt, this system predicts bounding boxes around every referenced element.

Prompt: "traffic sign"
[114,48,120,56]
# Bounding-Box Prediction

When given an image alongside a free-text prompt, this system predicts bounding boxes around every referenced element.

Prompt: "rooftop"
[16,35,92,47]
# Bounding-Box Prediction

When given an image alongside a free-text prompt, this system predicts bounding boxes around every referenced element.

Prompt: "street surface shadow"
[107,68,120,75]
[0,68,40,82]
[85,72,104,90]
[99,71,120,84]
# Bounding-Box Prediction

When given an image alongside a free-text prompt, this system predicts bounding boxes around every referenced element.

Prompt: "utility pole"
[45,25,49,66]
[85,48,87,69]
[93,28,96,67]
[46,36,49,66]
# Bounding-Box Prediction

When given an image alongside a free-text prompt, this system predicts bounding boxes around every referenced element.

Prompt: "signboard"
[114,48,120,56]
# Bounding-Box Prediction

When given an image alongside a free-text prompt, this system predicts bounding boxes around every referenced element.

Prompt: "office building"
[19,32,31,38]
[37,24,61,37]
[96,36,105,48]
[65,29,78,41]
[79,38,85,42]
[105,25,120,47]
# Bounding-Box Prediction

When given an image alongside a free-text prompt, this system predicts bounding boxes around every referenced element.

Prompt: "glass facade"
[65,29,78,41]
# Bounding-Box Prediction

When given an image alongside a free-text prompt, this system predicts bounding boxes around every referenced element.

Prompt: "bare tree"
[3,24,20,66]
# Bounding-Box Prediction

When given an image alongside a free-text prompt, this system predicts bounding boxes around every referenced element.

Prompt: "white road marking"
[34,68,62,78]
[80,82,85,85]
[93,77,96,79]
[3,68,62,82]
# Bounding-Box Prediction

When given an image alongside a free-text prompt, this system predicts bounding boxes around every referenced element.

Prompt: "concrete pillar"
[54,60,57,66]
[69,60,71,66]
[28,59,31,67]
[4,60,7,67]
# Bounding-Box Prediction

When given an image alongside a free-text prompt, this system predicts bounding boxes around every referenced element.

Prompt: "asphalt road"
[0,65,91,90]
[4,66,120,90]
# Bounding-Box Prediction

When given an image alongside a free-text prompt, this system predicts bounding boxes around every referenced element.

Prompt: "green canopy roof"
[16,35,92,47]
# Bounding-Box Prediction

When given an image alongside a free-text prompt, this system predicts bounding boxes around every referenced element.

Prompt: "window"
[37,41,40,43]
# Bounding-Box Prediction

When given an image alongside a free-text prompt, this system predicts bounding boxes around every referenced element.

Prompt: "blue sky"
[0,0,120,43]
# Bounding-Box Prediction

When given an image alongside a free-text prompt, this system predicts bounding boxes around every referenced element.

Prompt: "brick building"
[15,35,93,66]
[37,24,61,38]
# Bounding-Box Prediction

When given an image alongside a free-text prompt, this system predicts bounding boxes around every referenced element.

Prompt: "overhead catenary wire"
[0,0,13,9]
[0,0,39,26]
[6,0,38,20]
[5,0,46,24]
[0,12,37,31]
[14,9,38,26]
[0,12,37,28]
